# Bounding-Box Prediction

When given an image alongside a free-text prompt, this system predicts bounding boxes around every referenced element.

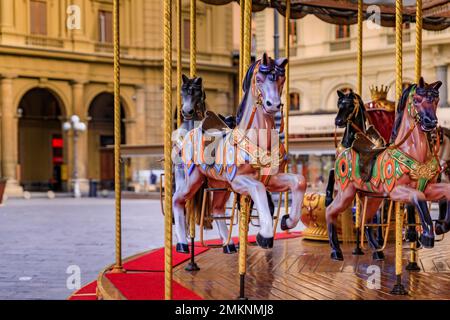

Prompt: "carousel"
[69,0,450,300]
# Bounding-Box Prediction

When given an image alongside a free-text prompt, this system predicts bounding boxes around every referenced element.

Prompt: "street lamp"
[63,115,87,198]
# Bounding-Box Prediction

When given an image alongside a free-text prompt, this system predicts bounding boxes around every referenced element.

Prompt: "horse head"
[255,53,288,116]
[335,89,360,128]
[181,74,206,121]
[411,77,442,132]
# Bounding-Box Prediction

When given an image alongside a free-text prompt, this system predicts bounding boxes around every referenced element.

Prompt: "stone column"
[436,65,449,108]
[1,75,23,196]
[71,80,89,194]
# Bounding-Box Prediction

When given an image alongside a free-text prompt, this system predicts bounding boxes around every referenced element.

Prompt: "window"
[183,19,191,50]
[290,92,300,111]
[98,10,113,43]
[30,0,47,35]
[335,25,350,39]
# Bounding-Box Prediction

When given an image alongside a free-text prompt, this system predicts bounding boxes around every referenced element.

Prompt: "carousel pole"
[239,0,245,100]
[406,0,423,272]
[409,0,424,269]
[163,0,174,300]
[353,0,364,256]
[185,0,200,272]
[238,0,252,300]
[391,0,407,295]
[284,0,290,219]
[111,0,124,274]
[176,0,182,129]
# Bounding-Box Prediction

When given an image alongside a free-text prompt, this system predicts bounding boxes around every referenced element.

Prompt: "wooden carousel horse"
[326,78,449,261]
[173,53,306,249]
[173,75,237,254]
[325,89,388,260]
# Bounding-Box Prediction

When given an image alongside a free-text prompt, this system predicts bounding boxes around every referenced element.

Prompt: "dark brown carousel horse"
[326,78,449,261]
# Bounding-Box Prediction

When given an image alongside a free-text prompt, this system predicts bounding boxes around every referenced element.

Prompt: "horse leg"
[173,167,205,253]
[230,175,274,249]
[362,199,385,260]
[423,183,450,235]
[267,173,306,230]
[211,190,237,254]
[325,169,335,207]
[390,186,434,248]
[325,184,357,260]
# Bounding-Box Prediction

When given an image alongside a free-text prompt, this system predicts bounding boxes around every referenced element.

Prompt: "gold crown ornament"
[369,84,390,100]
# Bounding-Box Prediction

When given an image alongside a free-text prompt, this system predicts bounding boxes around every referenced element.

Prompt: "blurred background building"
[0,0,236,196]
[1,1,449,196]
[254,10,450,190]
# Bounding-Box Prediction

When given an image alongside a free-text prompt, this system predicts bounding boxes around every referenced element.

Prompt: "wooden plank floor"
[173,235,450,300]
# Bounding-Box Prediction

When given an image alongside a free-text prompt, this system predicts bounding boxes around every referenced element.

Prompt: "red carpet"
[106,272,202,300]
[69,232,303,300]
[124,246,209,272]
[68,281,97,300]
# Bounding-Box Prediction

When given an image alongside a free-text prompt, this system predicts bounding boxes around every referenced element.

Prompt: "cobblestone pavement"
[0,197,295,300]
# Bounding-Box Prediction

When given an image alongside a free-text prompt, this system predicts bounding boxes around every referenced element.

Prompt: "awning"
[201,0,450,30]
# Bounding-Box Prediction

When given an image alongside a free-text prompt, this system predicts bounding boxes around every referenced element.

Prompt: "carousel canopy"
[201,0,450,30]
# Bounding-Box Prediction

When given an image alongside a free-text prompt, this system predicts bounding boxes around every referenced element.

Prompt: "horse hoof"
[372,251,385,261]
[435,221,450,235]
[405,228,418,242]
[330,250,344,261]
[419,234,434,249]
[280,214,290,231]
[223,243,237,254]
[256,233,273,249]
[176,243,189,254]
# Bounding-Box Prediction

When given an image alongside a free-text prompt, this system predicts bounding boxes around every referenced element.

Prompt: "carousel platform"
[69,232,450,300]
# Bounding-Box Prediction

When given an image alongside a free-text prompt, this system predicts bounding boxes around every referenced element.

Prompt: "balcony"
[94,42,129,55]
[25,35,64,48]
[329,38,351,52]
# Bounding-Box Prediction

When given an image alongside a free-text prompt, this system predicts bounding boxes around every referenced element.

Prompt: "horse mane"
[390,84,415,143]
[236,61,257,125]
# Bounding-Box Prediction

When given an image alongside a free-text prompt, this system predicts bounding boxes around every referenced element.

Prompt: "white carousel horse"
[172,53,306,250]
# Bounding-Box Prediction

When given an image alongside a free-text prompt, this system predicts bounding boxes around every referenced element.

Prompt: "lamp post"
[63,115,86,198]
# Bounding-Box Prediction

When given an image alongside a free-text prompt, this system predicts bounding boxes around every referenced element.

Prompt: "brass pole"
[352,0,364,256]
[190,0,197,78]
[185,0,200,272]
[239,0,245,100]
[284,0,290,217]
[112,0,123,273]
[395,0,403,104]
[415,0,423,83]
[391,0,407,295]
[238,195,250,300]
[177,0,182,129]
[242,0,252,75]
[163,0,173,300]
[357,0,363,95]
[409,0,423,270]
[238,0,252,300]
[189,0,196,239]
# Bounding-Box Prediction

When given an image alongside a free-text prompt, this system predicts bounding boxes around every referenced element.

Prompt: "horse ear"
[337,90,345,99]
[419,77,425,88]
[430,81,442,91]
[182,74,189,84]
[276,58,288,69]
[262,52,269,66]
[193,77,203,86]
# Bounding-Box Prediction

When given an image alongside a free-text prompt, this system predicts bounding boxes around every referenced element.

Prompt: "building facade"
[254,10,450,190]
[0,0,237,196]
